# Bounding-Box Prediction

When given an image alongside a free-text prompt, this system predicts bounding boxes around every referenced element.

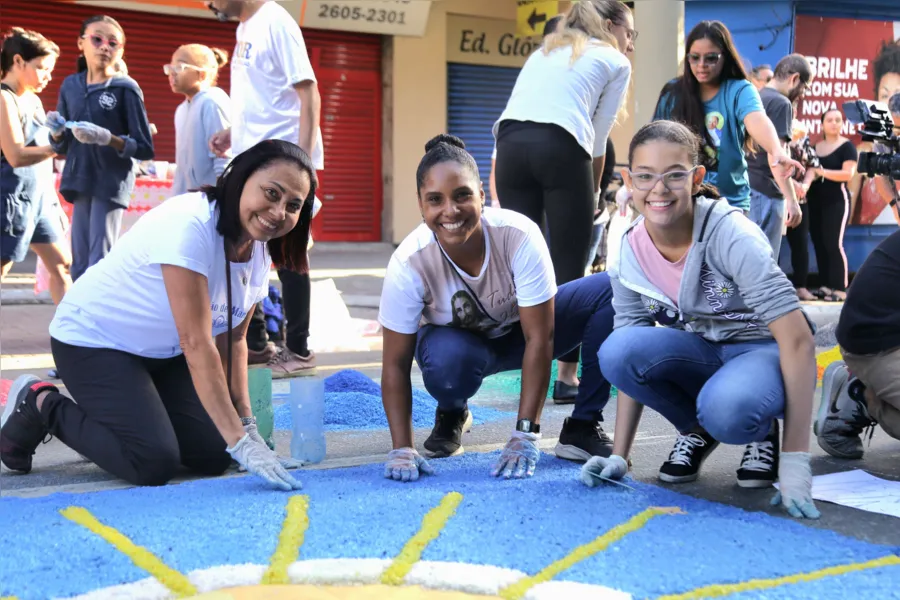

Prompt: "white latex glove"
[45,111,66,137]
[771,451,820,519]
[237,422,305,471]
[615,186,632,216]
[581,454,628,487]
[71,122,112,146]
[491,431,541,479]
[227,433,303,491]
[384,447,435,482]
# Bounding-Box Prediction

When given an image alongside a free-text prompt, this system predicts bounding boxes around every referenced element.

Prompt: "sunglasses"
[83,34,122,50]
[628,167,698,191]
[687,52,722,66]
[163,63,205,76]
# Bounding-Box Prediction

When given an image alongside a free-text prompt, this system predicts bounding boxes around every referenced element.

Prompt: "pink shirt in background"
[628,221,689,307]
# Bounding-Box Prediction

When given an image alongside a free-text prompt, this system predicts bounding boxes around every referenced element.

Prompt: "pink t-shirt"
[628,221,688,306]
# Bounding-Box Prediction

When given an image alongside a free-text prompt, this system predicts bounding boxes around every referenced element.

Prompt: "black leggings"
[785,202,810,287]
[247,269,311,355]
[808,194,849,291]
[495,122,595,363]
[45,338,231,486]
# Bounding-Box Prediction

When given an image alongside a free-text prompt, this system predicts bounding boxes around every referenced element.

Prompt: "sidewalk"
[0,242,394,308]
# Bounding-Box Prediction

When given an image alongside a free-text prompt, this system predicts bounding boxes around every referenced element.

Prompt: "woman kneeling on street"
[1,140,310,490]
[379,134,617,483]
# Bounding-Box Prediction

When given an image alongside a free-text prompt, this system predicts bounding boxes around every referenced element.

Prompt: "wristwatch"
[515,419,540,434]
[240,416,256,427]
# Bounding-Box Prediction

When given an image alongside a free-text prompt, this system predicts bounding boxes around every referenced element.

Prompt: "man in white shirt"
[208,0,322,376]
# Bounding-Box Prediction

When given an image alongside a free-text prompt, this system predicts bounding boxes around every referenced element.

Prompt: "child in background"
[583,120,820,520]
[46,15,153,280]
[166,43,231,195]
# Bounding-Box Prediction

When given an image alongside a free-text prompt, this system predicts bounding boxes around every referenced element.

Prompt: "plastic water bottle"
[289,376,326,464]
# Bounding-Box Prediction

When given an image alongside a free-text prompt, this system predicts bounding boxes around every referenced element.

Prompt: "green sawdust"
[477,361,618,400]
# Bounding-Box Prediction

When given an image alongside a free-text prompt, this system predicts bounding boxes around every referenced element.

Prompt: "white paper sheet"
[776,469,900,519]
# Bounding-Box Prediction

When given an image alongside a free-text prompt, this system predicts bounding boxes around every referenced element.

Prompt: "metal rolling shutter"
[0,0,237,162]
[447,63,521,205]
[304,30,383,242]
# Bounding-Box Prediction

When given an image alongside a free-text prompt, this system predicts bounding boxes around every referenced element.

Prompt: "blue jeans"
[415,273,615,421]
[598,327,785,444]
[749,189,784,261]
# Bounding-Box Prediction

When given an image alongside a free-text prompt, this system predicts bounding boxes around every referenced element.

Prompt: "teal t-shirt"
[653,78,763,211]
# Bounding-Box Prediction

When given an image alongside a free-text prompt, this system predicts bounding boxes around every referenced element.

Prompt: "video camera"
[843,100,900,180]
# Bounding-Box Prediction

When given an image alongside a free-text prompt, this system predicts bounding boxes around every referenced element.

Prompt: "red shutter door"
[304,30,383,242]
[0,0,237,162]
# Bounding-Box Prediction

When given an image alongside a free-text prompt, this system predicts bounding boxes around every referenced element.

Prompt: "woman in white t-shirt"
[493,0,633,402]
[379,134,617,483]
[0,140,314,491]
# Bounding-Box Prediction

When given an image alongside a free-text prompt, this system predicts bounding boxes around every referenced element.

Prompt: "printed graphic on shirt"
[447,289,498,332]
[699,262,759,330]
[642,296,679,326]
[704,110,725,167]
[98,91,117,110]
[234,40,253,65]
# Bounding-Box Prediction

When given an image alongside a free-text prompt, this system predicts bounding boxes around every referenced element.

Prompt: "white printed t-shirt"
[230,0,324,168]
[378,207,557,339]
[50,192,271,359]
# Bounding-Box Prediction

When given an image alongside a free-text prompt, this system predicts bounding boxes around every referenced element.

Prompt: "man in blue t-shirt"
[747,54,811,259]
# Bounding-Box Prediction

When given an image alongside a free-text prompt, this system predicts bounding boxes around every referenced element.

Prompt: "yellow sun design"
[39,492,900,600]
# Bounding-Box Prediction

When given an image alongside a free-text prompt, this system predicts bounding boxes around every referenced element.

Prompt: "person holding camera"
[816,228,900,458]
[785,120,821,300]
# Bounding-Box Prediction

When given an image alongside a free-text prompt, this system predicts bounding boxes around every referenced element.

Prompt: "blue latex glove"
[227,433,303,491]
[45,111,66,136]
[581,454,628,487]
[771,451,820,519]
[491,431,540,479]
[384,447,435,482]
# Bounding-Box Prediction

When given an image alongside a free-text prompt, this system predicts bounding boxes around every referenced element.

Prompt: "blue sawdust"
[2,452,898,600]
[273,369,512,432]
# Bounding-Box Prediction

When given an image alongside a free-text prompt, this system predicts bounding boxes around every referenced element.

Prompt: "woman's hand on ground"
[240,421,305,470]
[491,431,540,479]
[581,454,628,487]
[384,447,435,482]
[227,433,303,491]
[771,451,820,519]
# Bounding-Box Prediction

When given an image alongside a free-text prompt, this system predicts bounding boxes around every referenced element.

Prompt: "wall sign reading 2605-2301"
[300,0,433,36]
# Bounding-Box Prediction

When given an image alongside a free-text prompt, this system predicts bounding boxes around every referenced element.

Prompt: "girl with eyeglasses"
[45,15,154,281]
[652,21,802,215]
[165,44,231,195]
[583,121,820,521]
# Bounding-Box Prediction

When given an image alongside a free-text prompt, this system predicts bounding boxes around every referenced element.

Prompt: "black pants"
[785,202,810,287]
[45,338,231,486]
[808,194,849,291]
[247,269,311,355]
[495,122,595,363]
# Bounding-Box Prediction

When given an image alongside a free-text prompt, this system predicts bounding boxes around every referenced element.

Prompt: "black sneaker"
[1,375,56,474]
[555,417,613,462]
[552,381,578,405]
[814,361,877,459]
[736,419,780,488]
[658,431,719,483]
[423,407,473,458]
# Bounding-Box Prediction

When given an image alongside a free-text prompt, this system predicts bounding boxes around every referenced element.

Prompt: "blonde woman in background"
[492,0,633,415]
[166,43,231,194]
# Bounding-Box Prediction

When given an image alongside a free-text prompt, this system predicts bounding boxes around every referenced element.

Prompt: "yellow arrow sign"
[516,0,559,38]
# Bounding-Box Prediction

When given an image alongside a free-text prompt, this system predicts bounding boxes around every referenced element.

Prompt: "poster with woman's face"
[794,16,899,225]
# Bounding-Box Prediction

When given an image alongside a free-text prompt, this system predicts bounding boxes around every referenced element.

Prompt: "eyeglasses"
[163,63,205,76]
[82,34,121,50]
[687,52,722,66]
[627,167,698,191]
[626,28,639,42]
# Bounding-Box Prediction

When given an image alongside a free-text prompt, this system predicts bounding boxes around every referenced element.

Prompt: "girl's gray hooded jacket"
[608,196,813,341]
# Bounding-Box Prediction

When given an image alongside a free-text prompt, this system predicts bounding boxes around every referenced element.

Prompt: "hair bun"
[211,47,229,67]
[425,133,466,153]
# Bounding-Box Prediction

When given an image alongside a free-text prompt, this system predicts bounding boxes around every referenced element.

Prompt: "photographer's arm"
[874,175,900,225]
